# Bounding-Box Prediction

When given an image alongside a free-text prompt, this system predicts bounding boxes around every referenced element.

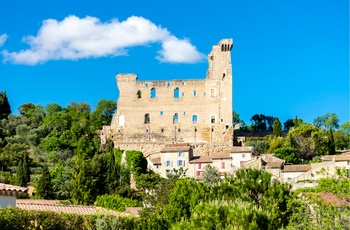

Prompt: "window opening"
[160,111,164,115]
[221,119,224,122]
[182,92,185,96]
[145,83,148,88]
[182,81,185,86]
[174,88,180,98]
[194,128,197,132]
[173,113,179,124]
[223,73,226,79]
[221,162,225,169]
[144,113,150,124]
[194,90,197,96]
[225,125,229,129]
[184,112,186,115]
[150,88,156,98]
[211,115,216,124]
[161,128,164,133]
[137,90,142,98]
[178,128,181,132]
[178,152,184,157]
[192,115,198,124]
[167,82,171,87]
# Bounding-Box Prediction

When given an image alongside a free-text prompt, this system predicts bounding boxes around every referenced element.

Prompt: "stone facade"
[106,39,234,155]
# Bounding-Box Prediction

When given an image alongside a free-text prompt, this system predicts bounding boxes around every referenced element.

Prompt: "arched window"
[192,115,198,124]
[144,113,150,124]
[150,88,156,98]
[174,88,180,98]
[173,113,179,124]
[137,90,142,99]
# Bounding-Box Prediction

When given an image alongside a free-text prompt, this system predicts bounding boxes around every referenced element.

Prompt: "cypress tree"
[273,117,282,137]
[16,152,30,187]
[0,91,11,120]
[328,127,336,155]
[36,165,54,199]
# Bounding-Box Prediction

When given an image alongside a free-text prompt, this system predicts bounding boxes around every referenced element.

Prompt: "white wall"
[0,195,16,208]
[231,152,252,171]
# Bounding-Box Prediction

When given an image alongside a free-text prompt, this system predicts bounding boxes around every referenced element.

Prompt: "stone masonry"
[105,39,234,156]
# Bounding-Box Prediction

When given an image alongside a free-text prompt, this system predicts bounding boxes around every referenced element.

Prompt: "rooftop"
[189,156,212,163]
[161,143,191,153]
[282,165,311,172]
[0,183,28,196]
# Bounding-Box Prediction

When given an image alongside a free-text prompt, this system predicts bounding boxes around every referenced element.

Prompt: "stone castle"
[103,39,234,156]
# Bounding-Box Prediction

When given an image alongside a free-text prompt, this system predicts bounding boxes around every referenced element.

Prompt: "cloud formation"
[0,34,8,47]
[1,16,204,65]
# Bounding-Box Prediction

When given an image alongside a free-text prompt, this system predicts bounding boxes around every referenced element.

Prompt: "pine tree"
[0,91,11,120]
[36,165,54,199]
[273,117,282,137]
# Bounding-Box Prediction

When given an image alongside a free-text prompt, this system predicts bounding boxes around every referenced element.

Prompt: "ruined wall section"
[109,39,233,145]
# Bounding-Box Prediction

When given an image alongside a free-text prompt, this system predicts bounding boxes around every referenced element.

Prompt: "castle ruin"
[104,39,234,156]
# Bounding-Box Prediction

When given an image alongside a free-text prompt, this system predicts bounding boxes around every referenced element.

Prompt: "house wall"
[231,152,252,171]
[212,158,233,175]
[282,172,305,182]
[107,39,233,146]
[160,151,190,178]
[0,195,16,208]
[188,162,211,178]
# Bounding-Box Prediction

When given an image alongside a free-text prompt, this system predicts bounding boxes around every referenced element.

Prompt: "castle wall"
[108,39,234,146]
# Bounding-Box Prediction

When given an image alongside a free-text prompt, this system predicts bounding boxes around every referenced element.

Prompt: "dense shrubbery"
[96,194,141,212]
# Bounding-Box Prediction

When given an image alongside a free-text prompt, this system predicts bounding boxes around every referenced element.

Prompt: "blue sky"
[0,0,349,126]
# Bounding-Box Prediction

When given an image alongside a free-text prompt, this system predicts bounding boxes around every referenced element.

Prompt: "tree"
[245,140,269,154]
[273,117,282,137]
[36,165,54,199]
[202,165,220,184]
[313,112,339,130]
[327,127,336,155]
[15,152,30,187]
[0,91,11,120]
[232,111,245,127]
[283,119,294,131]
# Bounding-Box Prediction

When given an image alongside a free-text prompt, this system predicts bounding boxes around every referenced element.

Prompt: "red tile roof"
[265,161,283,168]
[16,200,131,216]
[282,165,311,172]
[0,183,28,196]
[161,143,191,152]
[189,156,212,163]
[150,157,161,165]
[211,153,231,159]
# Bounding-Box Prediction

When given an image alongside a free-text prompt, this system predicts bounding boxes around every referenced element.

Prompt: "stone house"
[0,183,28,208]
[211,153,233,177]
[188,156,212,178]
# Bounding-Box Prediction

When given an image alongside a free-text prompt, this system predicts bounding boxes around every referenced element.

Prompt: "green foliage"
[0,91,11,120]
[245,139,269,154]
[15,152,30,187]
[313,112,340,129]
[267,136,284,153]
[36,165,54,199]
[273,117,282,137]
[125,150,147,176]
[250,114,275,131]
[172,200,271,230]
[202,164,220,184]
[273,147,300,164]
[0,207,138,230]
[95,194,141,212]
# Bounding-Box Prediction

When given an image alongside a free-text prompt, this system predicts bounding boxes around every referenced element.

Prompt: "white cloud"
[0,34,8,47]
[1,15,204,65]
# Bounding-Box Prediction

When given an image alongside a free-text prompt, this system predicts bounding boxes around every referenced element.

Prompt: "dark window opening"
[146,128,149,133]
[174,88,180,98]
[211,115,216,124]
[194,128,197,132]
[211,128,214,132]
[221,119,224,122]
[167,82,171,87]
[145,83,148,88]
[144,113,150,124]
[194,90,197,96]
[225,125,229,129]
[161,128,164,133]
[223,73,225,79]
[137,90,142,98]
[178,129,181,132]
[160,111,164,115]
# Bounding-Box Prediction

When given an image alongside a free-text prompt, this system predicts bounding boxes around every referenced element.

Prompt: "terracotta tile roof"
[161,143,191,153]
[150,157,161,165]
[189,156,212,163]
[16,200,130,216]
[333,154,350,162]
[265,161,283,168]
[211,153,231,159]
[282,165,311,172]
[0,183,28,196]
[230,146,253,153]
[322,154,350,162]
[301,192,350,207]
[260,154,284,163]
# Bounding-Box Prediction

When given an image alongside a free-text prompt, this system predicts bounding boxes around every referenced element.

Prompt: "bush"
[95,194,141,212]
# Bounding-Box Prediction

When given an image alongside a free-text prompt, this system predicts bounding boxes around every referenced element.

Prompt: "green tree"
[327,127,336,155]
[283,119,294,131]
[273,147,300,164]
[273,117,282,137]
[15,152,30,187]
[0,91,11,120]
[314,112,340,130]
[36,165,54,199]
[202,165,220,184]
[245,139,269,154]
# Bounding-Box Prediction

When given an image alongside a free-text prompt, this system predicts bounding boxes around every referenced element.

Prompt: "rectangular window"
[196,171,200,177]
[194,90,197,96]
[221,162,225,169]
[177,160,185,166]
[198,163,202,169]
[160,111,164,115]
[178,152,184,157]
[165,160,172,167]
[242,153,246,158]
